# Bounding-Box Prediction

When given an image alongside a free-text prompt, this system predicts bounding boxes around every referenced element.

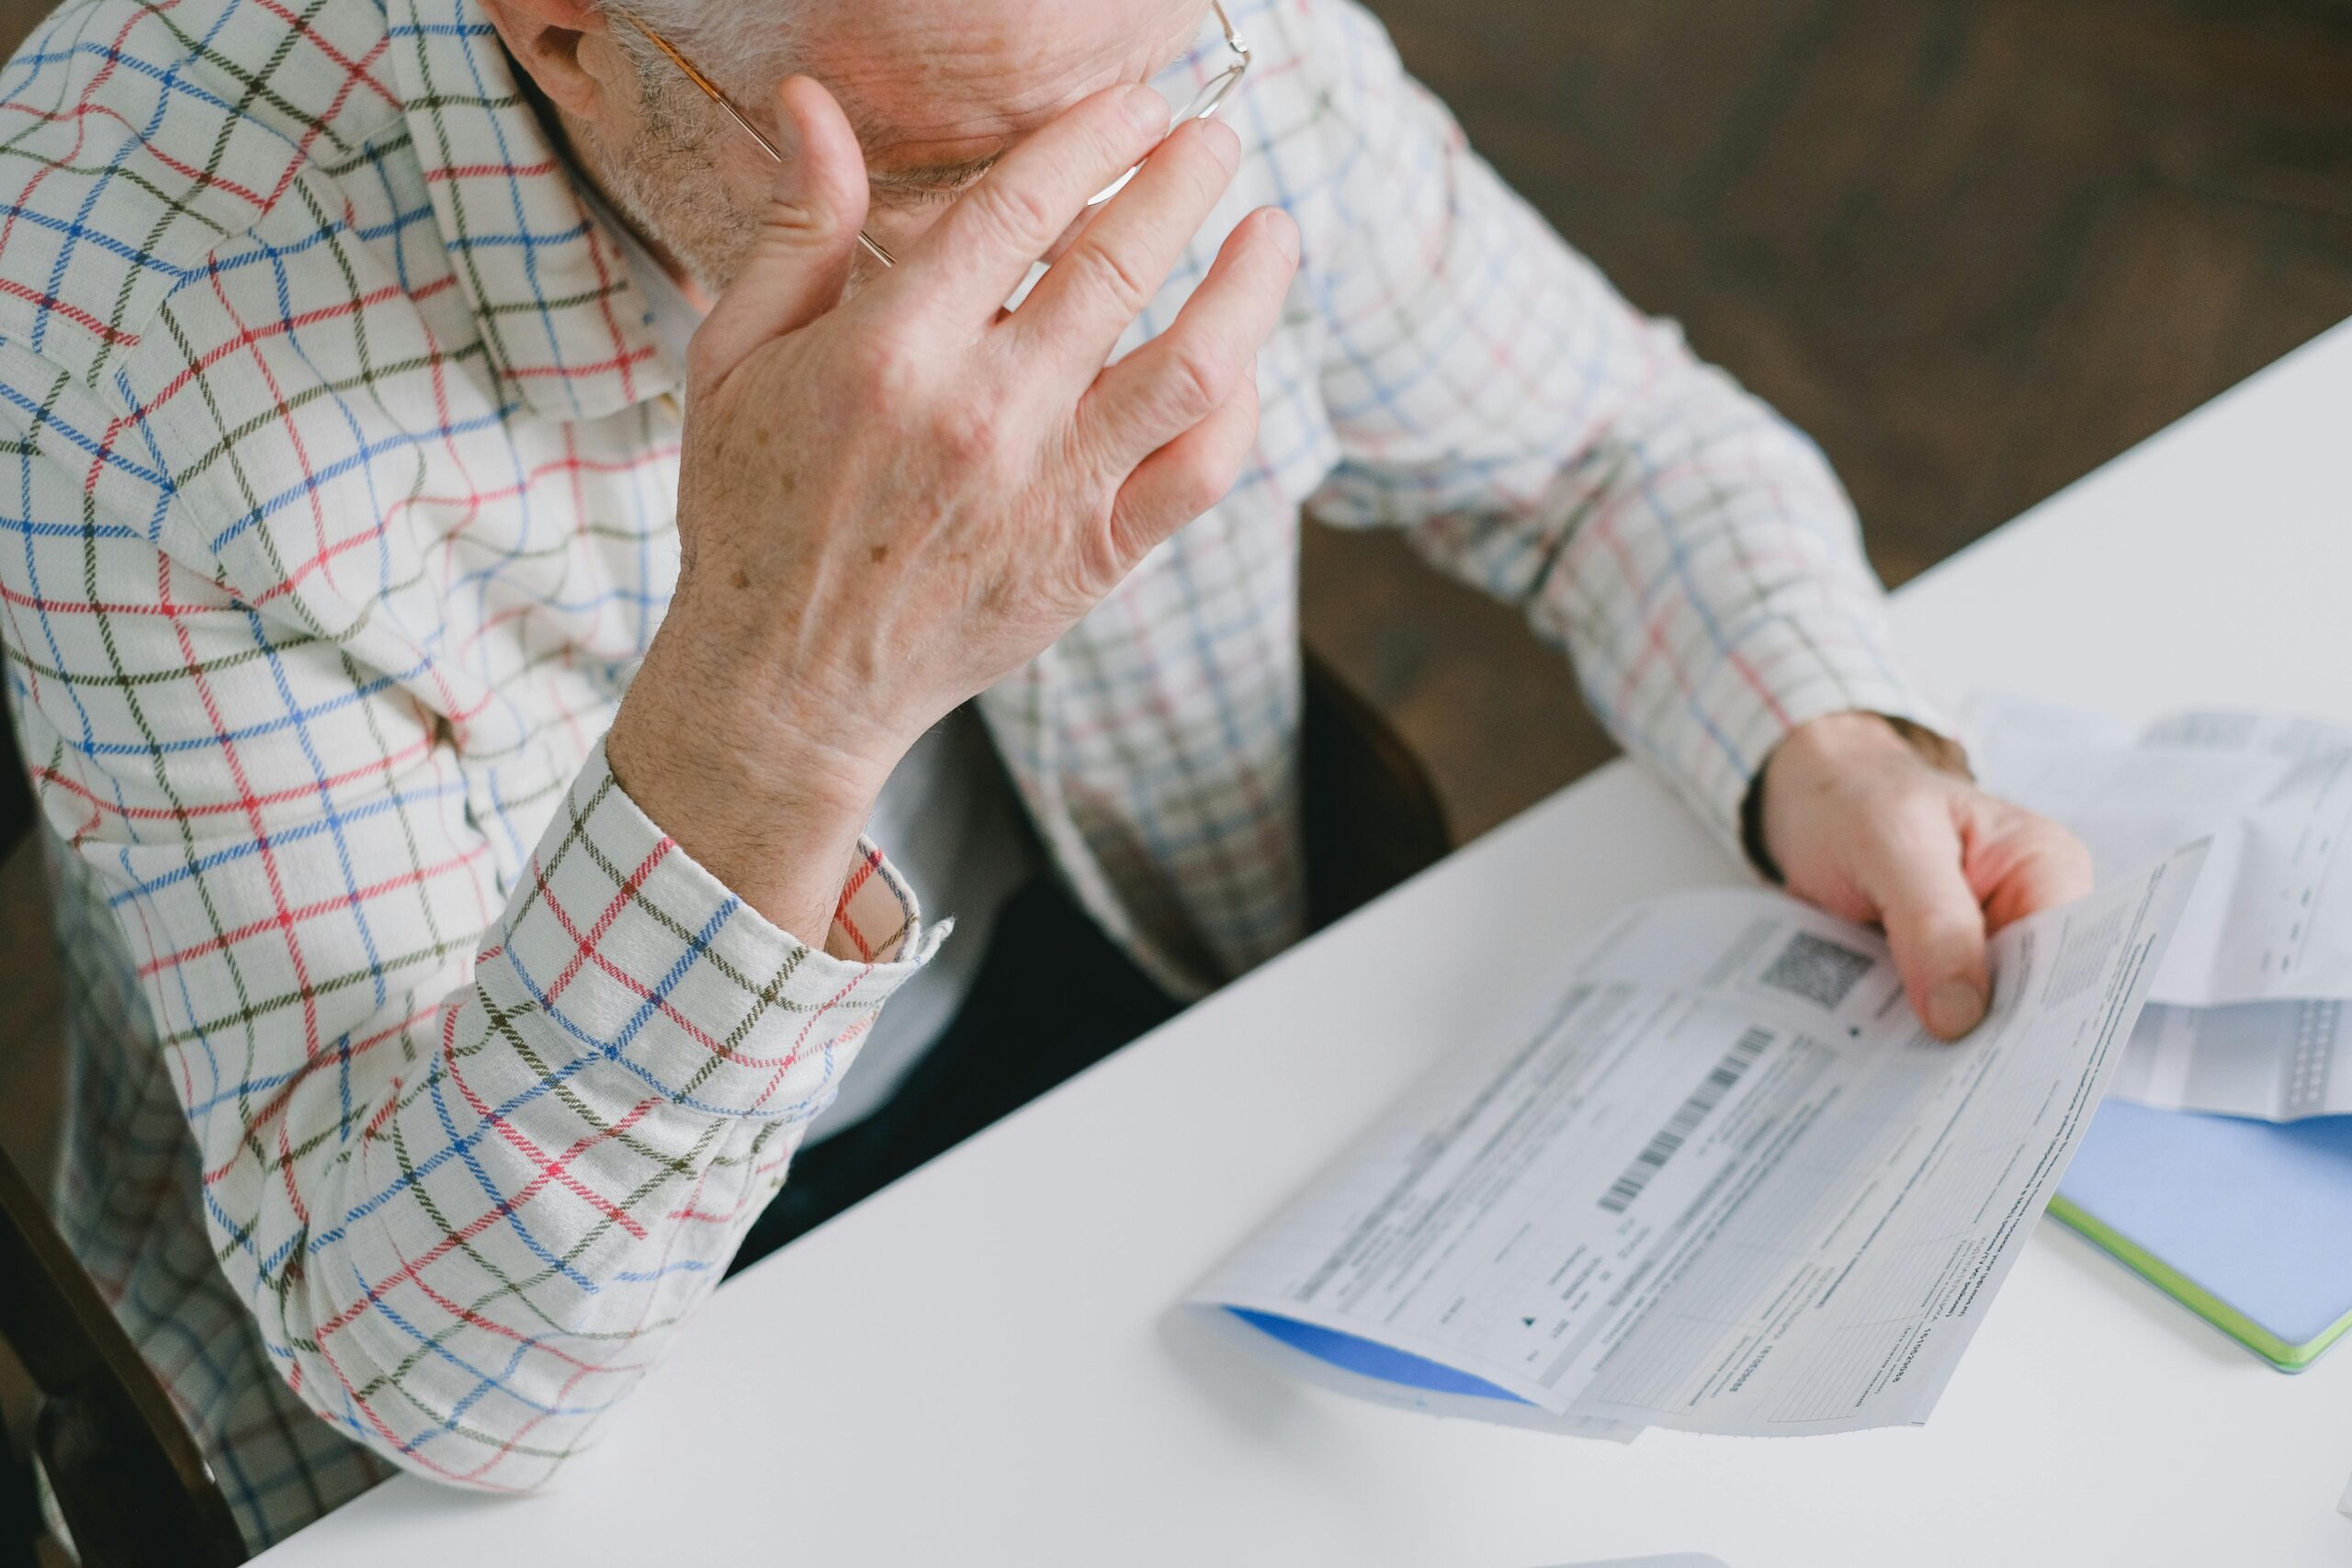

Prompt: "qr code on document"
[1758,931,1877,1010]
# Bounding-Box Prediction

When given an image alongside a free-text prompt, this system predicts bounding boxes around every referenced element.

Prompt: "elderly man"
[0,0,2086,1548]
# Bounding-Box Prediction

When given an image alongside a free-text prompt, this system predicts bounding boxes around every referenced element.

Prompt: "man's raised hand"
[609,74,1298,939]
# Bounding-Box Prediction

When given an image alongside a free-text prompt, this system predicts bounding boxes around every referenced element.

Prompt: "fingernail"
[1928,979,1985,1040]
[1124,85,1170,136]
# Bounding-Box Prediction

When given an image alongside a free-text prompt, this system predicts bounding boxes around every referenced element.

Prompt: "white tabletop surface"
[256,321,2352,1567]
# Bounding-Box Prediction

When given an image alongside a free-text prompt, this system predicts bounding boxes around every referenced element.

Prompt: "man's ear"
[478,0,620,118]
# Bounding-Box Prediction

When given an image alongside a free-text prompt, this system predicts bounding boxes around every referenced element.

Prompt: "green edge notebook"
[2050,1098,2352,1371]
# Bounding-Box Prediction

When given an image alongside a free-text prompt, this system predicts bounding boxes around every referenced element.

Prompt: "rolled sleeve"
[486,741,944,1122]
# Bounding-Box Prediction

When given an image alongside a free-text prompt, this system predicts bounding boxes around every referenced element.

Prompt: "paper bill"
[1973,699,2352,1009]
[2114,998,2352,1120]
[1192,844,2204,1438]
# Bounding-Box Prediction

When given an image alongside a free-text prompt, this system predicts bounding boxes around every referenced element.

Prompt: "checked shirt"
[0,0,1942,1548]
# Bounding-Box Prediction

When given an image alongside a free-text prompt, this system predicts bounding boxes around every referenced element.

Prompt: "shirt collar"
[574,179,705,368]
[387,0,677,423]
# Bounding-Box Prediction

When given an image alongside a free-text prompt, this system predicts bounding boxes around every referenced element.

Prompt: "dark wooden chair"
[0,721,247,1568]
[0,646,1446,1568]
[1301,645,1453,929]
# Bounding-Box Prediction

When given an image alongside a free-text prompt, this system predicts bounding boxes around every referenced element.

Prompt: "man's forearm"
[606,607,893,944]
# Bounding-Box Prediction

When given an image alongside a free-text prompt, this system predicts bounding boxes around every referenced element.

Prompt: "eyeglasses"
[605,3,1252,270]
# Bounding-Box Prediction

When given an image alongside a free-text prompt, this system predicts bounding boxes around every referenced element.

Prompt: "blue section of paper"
[1226,1308,1533,1403]
[2058,1100,2352,1352]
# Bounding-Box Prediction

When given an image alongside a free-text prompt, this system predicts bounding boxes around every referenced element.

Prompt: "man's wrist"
[605,648,899,939]
[607,702,888,847]
[1744,711,1968,881]
[1878,714,1973,781]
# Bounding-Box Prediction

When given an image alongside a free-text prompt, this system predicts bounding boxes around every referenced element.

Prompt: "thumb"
[691,73,871,383]
[1859,825,1993,1042]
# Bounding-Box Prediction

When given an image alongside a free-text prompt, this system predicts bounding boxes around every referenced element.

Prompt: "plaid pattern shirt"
[0,0,1939,1548]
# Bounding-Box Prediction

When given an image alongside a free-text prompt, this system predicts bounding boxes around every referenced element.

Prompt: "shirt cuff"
[474,740,945,1122]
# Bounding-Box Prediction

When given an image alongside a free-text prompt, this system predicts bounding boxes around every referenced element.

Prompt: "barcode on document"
[1758,931,1877,1010]
[1598,1025,1775,1214]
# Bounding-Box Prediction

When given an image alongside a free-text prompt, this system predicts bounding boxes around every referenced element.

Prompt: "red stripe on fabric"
[141,280,409,415]
[528,830,888,1083]
[424,159,561,182]
[754,966,876,1112]
[533,837,671,1010]
[0,3,158,278]
[196,1008,420,1187]
[247,0,400,109]
[438,1044,654,1239]
[832,848,882,962]
[0,276,140,344]
[570,199,641,405]
[499,346,659,381]
[526,856,815,1071]
[137,845,488,976]
[171,619,327,1065]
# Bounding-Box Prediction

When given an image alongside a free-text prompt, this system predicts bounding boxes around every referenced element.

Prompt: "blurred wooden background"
[1309,0,2352,836]
[2,0,2351,1243]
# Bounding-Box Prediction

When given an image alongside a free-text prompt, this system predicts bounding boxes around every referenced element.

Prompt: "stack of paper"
[1190,848,2201,1436]
[1976,699,2352,1371]
[1973,700,2352,1121]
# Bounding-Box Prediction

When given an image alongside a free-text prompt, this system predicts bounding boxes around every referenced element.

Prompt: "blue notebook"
[2050,1100,2352,1371]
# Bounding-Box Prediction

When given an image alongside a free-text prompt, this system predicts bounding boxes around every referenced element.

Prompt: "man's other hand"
[1758,712,2094,1042]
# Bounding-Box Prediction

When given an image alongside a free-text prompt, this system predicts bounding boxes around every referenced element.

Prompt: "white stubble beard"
[573,68,763,300]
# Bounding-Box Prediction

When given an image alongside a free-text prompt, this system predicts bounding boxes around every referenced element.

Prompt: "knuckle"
[1913,900,1984,942]
[933,400,1006,465]
[1883,784,1959,841]
[1064,239,1159,322]
[964,177,1064,258]
[1079,103,1153,189]
[845,333,924,411]
[2027,807,2086,852]
[1159,340,1230,419]
[1171,446,1236,514]
[2037,826,2097,886]
[1170,131,1239,209]
[1851,798,1923,862]
[757,197,836,249]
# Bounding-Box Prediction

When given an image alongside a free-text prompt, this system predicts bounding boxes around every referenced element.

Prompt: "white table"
[257,322,2352,1567]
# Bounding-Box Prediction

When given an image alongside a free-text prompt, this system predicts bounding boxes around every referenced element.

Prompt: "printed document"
[1973,699,2352,1117]
[1973,700,2352,1008]
[2110,999,2351,1121]
[1191,844,2203,1438]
